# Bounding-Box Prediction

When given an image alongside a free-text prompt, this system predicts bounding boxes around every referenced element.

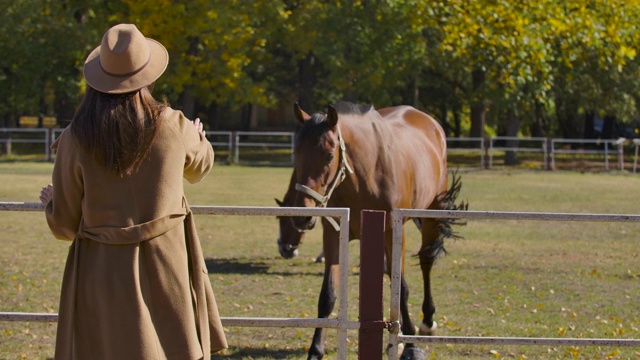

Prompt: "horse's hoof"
[400,346,426,360]
[418,321,437,335]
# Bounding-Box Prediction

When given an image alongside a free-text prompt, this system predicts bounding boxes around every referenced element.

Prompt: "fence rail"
[3,128,640,171]
[0,202,354,360]
[3,202,640,358]
[387,208,640,359]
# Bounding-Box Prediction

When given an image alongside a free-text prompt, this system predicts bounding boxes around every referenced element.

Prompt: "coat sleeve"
[168,108,214,184]
[45,130,83,241]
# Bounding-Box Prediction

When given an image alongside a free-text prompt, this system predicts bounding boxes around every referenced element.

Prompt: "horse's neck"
[343,113,389,162]
[340,115,388,190]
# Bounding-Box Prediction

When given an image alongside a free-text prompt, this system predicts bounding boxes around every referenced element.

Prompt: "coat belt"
[79,207,189,245]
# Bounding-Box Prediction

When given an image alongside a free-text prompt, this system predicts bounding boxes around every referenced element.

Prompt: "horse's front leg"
[307,228,340,360]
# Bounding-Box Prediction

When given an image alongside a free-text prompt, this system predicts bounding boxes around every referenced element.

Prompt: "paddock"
[1,166,639,359]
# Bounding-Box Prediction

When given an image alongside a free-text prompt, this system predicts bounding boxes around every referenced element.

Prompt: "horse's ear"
[327,104,338,129]
[293,103,309,125]
[275,198,284,207]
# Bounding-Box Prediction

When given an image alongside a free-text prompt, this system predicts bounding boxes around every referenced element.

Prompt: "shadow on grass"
[205,258,270,274]
[213,347,308,359]
[205,258,324,277]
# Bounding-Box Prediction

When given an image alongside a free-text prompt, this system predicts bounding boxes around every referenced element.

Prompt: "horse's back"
[376,106,448,208]
[378,106,446,152]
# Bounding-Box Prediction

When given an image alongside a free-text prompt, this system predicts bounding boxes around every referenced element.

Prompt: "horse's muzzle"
[278,239,299,259]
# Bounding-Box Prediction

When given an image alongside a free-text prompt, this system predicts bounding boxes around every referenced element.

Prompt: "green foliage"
[430,0,640,136]
[115,0,288,108]
[0,0,116,124]
[4,0,640,137]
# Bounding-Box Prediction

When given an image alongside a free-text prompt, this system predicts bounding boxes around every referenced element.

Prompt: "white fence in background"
[1,128,638,171]
[387,209,640,359]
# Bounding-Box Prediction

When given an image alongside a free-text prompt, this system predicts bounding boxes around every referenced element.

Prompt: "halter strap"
[295,126,353,232]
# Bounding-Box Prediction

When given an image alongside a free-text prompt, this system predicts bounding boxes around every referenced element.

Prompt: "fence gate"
[387,209,640,359]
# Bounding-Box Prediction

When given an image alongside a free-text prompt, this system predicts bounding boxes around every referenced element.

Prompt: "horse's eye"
[325,152,335,163]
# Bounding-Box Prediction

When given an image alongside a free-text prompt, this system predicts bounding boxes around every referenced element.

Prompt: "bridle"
[294,126,353,232]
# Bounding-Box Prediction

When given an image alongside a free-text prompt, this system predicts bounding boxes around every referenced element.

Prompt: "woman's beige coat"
[45,108,227,359]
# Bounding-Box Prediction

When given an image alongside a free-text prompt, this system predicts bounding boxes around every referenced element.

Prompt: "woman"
[39,23,227,359]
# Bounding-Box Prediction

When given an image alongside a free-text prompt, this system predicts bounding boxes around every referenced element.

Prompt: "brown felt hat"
[83,23,168,94]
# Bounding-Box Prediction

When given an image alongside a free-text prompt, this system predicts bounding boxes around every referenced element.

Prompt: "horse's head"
[290,103,350,232]
[275,197,305,259]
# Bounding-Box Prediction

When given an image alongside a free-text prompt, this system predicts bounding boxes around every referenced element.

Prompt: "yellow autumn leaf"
[568,347,581,356]
[605,350,620,359]
[557,326,566,336]
[619,45,637,60]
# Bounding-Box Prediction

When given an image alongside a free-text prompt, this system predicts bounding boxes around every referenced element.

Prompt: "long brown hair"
[70,85,166,177]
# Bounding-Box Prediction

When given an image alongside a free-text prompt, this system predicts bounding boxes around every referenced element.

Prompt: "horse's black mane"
[332,101,374,115]
[303,101,374,128]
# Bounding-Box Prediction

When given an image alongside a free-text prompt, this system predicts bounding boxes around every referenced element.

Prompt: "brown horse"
[275,170,305,259]
[280,101,465,360]
[275,169,325,262]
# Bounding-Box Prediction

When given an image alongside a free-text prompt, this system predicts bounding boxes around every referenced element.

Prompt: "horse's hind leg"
[390,228,426,360]
[417,217,442,335]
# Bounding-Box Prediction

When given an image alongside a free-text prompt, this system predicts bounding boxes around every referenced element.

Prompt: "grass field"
[1,162,639,360]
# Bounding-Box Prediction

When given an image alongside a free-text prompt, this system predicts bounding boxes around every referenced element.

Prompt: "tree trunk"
[240,103,252,131]
[206,103,218,130]
[440,103,450,136]
[297,53,317,111]
[602,115,616,139]
[505,107,521,165]
[554,90,581,139]
[583,111,596,139]
[453,109,462,138]
[53,90,75,127]
[469,68,486,138]
[180,88,195,119]
[530,101,547,137]
[412,76,419,107]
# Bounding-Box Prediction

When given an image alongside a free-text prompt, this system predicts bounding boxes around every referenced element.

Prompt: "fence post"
[616,137,625,171]
[4,130,11,156]
[46,128,53,162]
[231,131,238,164]
[604,142,610,170]
[634,139,640,173]
[484,137,491,169]
[358,210,386,360]
[545,137,552,171]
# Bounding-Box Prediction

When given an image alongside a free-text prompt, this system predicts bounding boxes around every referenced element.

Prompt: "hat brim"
[83,38,168,94]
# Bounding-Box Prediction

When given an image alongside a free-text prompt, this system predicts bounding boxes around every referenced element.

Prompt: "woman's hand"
[39,184,53,205]
[194,118,206,138]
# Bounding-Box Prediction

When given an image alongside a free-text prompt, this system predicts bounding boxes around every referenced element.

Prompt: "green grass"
[1,164,639,359]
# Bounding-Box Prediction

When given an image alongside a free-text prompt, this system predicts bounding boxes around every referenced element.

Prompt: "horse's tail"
[418,169,468,261]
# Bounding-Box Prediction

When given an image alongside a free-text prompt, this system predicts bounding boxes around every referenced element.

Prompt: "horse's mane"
[332,101,374,116]
[301,101,374,130]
